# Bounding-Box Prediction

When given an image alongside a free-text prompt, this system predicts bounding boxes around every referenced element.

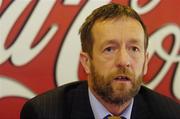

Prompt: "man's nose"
[115,48,131,68]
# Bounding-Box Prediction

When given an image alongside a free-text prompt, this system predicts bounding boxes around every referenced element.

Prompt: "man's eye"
[130,46,139,52]
[104,47,114,52]
[104,47,115,53]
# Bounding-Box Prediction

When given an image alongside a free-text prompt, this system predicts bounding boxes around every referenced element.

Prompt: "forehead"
[91,17,145,46]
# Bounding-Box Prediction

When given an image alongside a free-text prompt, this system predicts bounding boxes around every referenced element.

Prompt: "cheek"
[92,56,115,75]
[131,58,145,75]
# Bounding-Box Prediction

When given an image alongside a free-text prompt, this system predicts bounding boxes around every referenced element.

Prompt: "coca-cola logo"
[0,0,179,119]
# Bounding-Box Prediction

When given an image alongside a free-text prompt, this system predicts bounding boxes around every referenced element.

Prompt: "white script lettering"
[0,0,57,66]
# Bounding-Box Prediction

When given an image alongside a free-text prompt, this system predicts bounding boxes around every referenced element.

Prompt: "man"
[21,3,180,119]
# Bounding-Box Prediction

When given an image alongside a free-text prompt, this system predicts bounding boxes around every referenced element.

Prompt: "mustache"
[110,67,135,80]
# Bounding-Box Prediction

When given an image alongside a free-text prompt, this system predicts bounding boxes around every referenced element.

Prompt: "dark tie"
[103,114,126,119]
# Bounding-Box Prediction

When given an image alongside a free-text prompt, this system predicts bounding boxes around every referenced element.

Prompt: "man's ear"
[80,52,91,74]
[143,52,149,75]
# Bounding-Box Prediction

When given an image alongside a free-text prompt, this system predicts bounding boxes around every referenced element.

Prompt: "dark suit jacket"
[21,81,180,119]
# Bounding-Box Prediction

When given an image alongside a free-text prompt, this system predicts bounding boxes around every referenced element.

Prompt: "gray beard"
[90,64,142,106]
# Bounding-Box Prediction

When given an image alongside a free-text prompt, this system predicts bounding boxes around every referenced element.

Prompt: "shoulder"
[135,86,180,118]
[21,81,88,119]
[27,80,87,102]
[139,86,179,106]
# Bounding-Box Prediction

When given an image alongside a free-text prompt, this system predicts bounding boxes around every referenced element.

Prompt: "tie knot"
[104,114,126,119]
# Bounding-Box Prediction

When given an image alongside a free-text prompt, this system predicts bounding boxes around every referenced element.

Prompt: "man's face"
[81,17,148,105]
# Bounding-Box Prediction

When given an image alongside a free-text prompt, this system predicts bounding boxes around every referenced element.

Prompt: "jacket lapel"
[66,81,95,119]
[131,86,151,119]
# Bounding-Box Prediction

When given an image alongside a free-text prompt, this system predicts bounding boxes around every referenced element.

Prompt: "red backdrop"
[0,0,180,119]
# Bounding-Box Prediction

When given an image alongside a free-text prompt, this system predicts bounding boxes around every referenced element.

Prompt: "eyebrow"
[128,38,140,43]
[101,40,119,47]
[100,38,144,49]
[102,39,143,45]
[128,39,144,48]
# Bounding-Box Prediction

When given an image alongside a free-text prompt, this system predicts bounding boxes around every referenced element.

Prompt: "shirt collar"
[88,88,134,119]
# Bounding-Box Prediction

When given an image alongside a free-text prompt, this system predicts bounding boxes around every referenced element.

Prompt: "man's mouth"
[114,75,131,81]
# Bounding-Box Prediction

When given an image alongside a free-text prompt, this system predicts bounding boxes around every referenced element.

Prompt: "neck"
[89,87,132,116]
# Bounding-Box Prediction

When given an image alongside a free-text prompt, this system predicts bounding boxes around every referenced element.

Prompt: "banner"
[0,0,179,118]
